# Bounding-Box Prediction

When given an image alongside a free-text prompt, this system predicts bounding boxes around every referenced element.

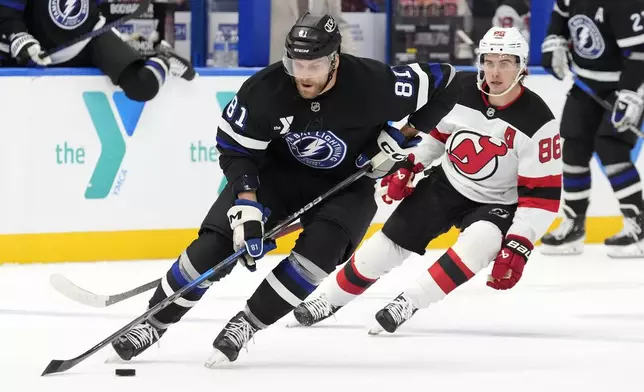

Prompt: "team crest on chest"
[285,130,347,169]
[568,14,605,59]
[49,0,90,30]
[447,130,508,181]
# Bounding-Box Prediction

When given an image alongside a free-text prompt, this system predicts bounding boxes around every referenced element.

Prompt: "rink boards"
[0,67,641,263]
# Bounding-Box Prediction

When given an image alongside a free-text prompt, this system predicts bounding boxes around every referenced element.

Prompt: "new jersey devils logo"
[448,130,508,181]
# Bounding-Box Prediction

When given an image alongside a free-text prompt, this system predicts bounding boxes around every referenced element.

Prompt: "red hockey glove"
[486,235,533,290]
[379,154,425,204]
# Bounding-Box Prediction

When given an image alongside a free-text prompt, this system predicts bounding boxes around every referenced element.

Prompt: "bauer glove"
[227,199,276,272]
[486,235,532,290]
[356,125,422,179]
[378,154,425,204]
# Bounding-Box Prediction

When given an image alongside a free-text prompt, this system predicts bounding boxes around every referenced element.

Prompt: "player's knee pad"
[352,231,412,280]
[270,251,331,299]
[451,220,503,273]
[595,136,632,166]
[292,220,353,274]
[184,229,237,283]
[562,138,594,167]
[118,58,167,102]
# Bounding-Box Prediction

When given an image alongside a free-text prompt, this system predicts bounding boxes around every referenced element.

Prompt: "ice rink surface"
[2,246,644,392]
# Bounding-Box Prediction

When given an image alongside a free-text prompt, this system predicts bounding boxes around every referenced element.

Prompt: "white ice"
[2,246,644,392]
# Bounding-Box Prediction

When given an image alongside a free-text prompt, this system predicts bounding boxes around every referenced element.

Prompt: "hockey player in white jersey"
[290,26,563,333]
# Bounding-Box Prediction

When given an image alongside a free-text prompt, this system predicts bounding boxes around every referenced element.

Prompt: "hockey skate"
[154,40,196,81]
[539,216,586,255]
[205,311,259,366]
[111,321,166,361]
[289,294,341,327]
[605,213,644,258]
[368,293,418,335]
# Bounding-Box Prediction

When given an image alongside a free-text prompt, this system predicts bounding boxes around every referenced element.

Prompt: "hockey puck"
[115,368,136,377]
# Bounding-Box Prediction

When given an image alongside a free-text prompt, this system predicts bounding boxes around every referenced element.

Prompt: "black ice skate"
[205,311,259,366]
[111,321,166,361]
[290,294,341,327]
[605,212,644,258]
[540,216,586,255]
[368,293,418,335]
[154,40,196,81]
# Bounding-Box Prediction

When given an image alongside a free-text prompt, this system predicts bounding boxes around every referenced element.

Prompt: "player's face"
[284,54,335,99]
[481,54,520,94]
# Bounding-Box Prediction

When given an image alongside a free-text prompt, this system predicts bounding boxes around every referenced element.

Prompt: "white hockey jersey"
[413,72,563,244]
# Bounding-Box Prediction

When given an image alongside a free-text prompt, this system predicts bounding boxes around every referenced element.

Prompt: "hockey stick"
[40,0,152,58]
[41,166,370,376]
[49,222,304,308]
[572,75,644,138]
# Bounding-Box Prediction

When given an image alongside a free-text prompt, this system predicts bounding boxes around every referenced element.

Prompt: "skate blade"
[606,244,644,258]
[539,242,584,256]
[368,324,384,335]
[104,347,130,364]
[204,349,231,368]
[285,318,305,328]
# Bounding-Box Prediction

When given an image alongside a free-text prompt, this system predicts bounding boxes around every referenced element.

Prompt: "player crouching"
[292,27,563,334]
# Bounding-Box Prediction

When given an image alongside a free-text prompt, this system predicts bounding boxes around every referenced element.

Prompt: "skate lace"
[549,218,575,239]
[124,323,160,350]
[302,296,334,321]
[614,217,642,240]
[385,295,416,326]
[224,319,255,351]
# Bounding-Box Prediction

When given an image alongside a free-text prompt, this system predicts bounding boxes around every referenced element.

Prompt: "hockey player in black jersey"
[541,0,644,257]
[109,13,460,365]
[0,0,195,102]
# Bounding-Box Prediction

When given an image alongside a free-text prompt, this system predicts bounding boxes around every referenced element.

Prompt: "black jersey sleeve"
[379,62,460,133]
[609,1,644,90]
[216,82,273,192]
[546,0,570,38]
[0,0,27,39]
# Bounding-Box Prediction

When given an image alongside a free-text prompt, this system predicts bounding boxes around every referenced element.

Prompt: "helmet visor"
[283,51,335,79]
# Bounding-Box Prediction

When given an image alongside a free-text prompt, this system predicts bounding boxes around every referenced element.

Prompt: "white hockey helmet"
[476,26,529,97]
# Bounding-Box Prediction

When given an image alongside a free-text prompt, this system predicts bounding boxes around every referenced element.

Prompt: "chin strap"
[477,67,526,97]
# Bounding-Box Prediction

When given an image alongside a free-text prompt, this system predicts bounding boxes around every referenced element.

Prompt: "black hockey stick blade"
[41,167,368,375]
[41,0,152,58]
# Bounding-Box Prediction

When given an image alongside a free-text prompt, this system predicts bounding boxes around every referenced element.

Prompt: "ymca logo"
[448,130,508,181]
[83,91,145,199]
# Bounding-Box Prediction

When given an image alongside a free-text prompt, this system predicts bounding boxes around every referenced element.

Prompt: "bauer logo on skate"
[285,130,347,169]
[568,15,605,60]
[447,130,508,181]
[49,0,90,30]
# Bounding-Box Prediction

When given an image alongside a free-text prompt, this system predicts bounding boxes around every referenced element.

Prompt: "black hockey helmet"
[284,13,342,61]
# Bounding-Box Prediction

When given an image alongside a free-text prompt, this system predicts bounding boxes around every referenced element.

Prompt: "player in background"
[110,13,460,364]
[0,0,195,102]
[291,27,562,334]
[540,0,644,257]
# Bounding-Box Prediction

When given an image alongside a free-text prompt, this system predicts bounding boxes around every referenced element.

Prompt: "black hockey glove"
[10,32,51,66]
[227,199,276,272]
[356,125,422,179]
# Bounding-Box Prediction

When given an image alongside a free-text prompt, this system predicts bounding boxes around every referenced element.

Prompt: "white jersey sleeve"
[506,119,563,244]
[410,119,456,167]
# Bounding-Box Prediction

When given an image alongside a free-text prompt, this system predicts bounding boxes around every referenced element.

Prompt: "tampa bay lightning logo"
[285,130,347,169]
[49,0,90,30]
[568,15,605,60]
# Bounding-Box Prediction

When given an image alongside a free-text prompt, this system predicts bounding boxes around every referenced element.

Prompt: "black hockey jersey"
[216,54,460,188]
[0,0,102,55]
[413,72,562,244]
[547,0,644,91]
